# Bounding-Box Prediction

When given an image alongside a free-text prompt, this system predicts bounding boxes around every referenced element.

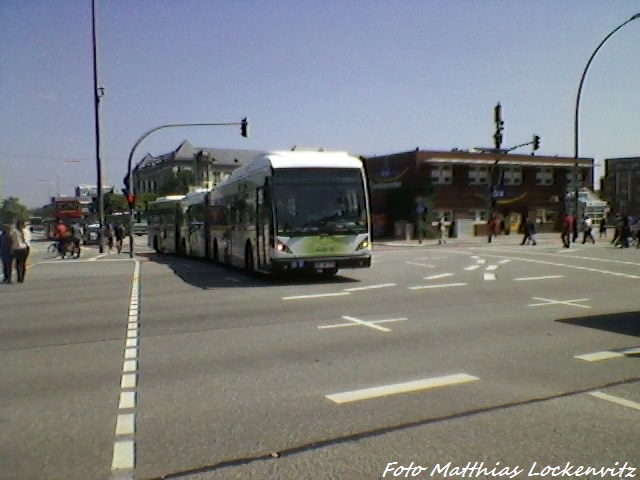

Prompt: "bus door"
[256,187,270,268]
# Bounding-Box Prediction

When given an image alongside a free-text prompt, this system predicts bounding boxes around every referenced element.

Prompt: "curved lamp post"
[573,13,640,218]
[125,120,248,258]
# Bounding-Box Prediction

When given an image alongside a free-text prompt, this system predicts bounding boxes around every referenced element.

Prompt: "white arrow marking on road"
[528,297,591,309]
[326,373,479,404]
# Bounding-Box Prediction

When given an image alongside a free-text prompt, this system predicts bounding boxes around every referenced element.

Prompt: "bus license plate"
[315,261,335,269]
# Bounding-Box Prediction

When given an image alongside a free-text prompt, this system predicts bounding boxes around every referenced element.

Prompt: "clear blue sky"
[1,1,639,207]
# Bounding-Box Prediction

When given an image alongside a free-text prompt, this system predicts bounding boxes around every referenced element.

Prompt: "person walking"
[599,217,607,239]
[13,220,31,283]
[114,222,125,254]
[581,216,595,244]
[437,218,447,245]
[521,217,537,246]
[1,224,17,284]
[561,213,572,248]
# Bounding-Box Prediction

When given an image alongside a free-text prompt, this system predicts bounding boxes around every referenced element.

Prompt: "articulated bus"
[149,151,372,276]
[207,150,371,275]
[147,195,185,254]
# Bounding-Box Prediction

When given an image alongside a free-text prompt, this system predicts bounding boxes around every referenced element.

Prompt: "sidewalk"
[374,232,597,248]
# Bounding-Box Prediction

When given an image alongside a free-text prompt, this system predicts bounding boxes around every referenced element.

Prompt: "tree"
[0,197,29,225]
[103,192,127,214]
[136,192,158,212]
[158,170,194,196]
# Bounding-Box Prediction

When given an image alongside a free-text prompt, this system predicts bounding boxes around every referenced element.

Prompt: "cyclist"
[54,220,70,258]
[70,223,84,258]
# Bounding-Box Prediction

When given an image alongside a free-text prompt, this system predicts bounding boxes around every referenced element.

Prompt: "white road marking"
[111,260,140,480]
[589,391,640,411]
[483,273,496,281]
[486,265,499,271]
[344,283,396,292]
[409,282,467,290]
[326,373,479,404]
[464,252,640,279]
[575,347,640,361]
[318,315,408,332]
[111,440,135,470]
[514,275,564,281]
[528,297,590,309]
[464,265,480,271]
[115,413,135,436]
[405,261,435,267]
[575,351,623,362]
[424,273,454,280]
[498,259,511,264]
[283,292,351,300]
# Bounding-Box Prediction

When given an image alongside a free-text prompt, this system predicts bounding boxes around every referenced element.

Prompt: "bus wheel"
[245,243,254,272]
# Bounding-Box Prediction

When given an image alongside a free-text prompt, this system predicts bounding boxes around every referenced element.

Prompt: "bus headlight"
[276,242,293,253]
[356,237,370,250]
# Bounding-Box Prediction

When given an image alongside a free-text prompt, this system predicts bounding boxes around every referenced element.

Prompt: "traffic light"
[126,194,136,209]
[493,103,504,149]
[240,117,249,138]
[532,134,541,151]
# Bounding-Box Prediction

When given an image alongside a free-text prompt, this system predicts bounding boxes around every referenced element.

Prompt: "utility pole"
[91,0,105,253]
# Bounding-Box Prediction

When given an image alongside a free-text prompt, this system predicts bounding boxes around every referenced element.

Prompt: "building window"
[535,167,554,186]
[566,171,584,186]
[433,210,453,222]
[468,166,489,185]
[502,166,522,185]
[430,165,452,184]
[469,209,490,222]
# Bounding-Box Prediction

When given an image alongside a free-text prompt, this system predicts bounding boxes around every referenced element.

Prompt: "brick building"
[601,156,640,217]
[365,149,593,238]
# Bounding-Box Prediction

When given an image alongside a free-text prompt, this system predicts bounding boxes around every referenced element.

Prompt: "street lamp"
[573,13,640,219]
[124,120,249,258]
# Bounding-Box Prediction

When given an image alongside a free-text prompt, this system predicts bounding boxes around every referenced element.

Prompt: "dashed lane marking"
[344,283,396,292]
[514,275,564,281]
[409,282,467,290]
[483,273,496,281]
[424,273,454,280]
[575,347,640,362]
[326,373,479,404]
[283,292,351,300]
[589,391,640,411]
[405,261,435,267]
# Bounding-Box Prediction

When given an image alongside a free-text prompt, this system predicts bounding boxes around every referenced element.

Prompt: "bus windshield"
[273,168,367,235]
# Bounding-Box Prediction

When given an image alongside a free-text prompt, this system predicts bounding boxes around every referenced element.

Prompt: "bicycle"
[46,242,60,258]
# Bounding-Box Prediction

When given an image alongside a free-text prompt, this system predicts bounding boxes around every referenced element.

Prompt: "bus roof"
[150,195,186,204]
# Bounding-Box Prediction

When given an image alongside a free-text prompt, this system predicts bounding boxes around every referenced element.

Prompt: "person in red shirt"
[561,213,573,248]
[54,220,70,257]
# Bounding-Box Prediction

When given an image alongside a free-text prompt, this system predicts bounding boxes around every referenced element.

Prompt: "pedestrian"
[114,222,125,254]
[581,216,595,244]
[487,216,497,243]
[610,214,621,245]
[522,217,537,246]
[104,223,114,252]
[614,216,630,248]
[599,217,607,239]
[561,213,572,248]
[437,218,447,244]
[1,224,18,284]
[13,220,31,283]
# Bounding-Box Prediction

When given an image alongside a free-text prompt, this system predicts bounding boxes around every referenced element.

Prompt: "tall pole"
[573,13,640,219]
[91,0,105,252]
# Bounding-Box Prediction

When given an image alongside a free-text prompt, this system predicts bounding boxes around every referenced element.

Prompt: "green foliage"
[158,170,194,196]
[103,192,128,214]
[136,192,158,211]
[0,197,30,225]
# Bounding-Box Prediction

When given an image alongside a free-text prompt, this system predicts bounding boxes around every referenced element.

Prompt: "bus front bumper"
[270,255,372,273]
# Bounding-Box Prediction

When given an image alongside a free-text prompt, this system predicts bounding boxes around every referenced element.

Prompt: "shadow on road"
[557,310,640,340]
[136,252,361,289]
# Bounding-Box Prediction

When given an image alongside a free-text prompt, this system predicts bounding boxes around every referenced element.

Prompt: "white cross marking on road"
[318,315,408,333]
[528,297,591,309]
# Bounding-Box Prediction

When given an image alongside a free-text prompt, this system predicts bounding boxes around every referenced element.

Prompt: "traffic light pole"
[125,119,249,258]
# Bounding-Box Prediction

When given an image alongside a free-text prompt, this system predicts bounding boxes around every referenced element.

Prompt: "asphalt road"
[1,234,638,480]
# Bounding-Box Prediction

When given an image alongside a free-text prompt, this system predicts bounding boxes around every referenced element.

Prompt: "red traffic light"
[126,194,136,206]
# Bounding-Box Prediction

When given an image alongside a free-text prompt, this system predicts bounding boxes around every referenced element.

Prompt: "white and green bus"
[179,189,209,257]
[207,150,372,275]
[147,195,185,254]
